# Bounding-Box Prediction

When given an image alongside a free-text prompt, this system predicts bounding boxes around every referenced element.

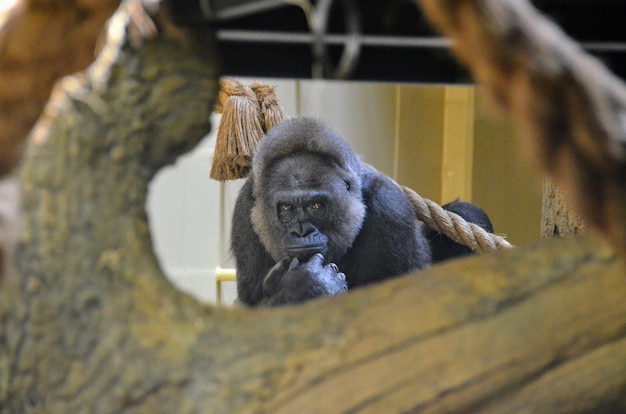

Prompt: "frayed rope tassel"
[210,78,285,181]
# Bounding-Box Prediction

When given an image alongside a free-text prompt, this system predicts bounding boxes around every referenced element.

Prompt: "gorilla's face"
[252,151,365,264]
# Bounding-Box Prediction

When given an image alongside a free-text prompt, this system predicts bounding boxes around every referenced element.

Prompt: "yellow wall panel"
[441,86,475,203]
[472,92,543,244]
[394,85,445,204]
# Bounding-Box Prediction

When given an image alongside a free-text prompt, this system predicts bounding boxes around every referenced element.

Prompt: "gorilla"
[231,117,490,306]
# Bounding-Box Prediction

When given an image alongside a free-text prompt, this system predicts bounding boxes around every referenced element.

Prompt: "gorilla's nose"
[292,222,316,237]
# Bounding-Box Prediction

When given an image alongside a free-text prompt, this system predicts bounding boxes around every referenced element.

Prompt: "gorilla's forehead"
[266,152,347,189]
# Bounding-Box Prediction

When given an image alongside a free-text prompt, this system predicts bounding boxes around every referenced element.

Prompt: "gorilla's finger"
[288,257,300,271]
[308,253,325,266]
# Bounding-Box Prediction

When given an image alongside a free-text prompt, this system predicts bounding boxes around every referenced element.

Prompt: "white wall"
[297,81,398,176]
[146,113,236,304]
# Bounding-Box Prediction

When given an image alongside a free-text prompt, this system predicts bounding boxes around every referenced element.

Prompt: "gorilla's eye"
[278,203,296,222]
[307,201,327,220]
[345,180,351,191]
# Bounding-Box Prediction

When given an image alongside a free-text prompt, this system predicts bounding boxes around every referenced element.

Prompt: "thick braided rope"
[402,186,514,253]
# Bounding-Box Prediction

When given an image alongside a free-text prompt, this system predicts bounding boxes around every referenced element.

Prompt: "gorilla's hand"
[263,253,347,306]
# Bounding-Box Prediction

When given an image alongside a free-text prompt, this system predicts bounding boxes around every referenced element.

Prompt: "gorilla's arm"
[338,170,431,288]
[231,179,275,306]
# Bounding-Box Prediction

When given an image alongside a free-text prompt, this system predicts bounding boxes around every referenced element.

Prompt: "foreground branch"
[0,0,120,178]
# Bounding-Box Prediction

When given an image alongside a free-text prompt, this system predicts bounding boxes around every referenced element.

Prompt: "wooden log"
[541,179,587,238]
[0,1,624,413]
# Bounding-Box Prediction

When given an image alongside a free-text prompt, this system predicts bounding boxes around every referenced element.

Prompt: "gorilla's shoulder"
[359,168,408,208]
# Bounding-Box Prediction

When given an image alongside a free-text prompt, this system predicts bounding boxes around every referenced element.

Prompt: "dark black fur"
[423,199,494,263]
[231,118,431,306]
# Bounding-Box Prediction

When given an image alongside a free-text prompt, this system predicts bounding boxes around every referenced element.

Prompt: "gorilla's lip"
[284,245,326,257]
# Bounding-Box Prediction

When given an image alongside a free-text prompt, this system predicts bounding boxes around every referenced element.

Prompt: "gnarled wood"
[541,179,587,238]
[0,1,625,413]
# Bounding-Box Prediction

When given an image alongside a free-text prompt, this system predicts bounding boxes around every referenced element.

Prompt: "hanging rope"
[211,78,285,180]
[211,78,513,253]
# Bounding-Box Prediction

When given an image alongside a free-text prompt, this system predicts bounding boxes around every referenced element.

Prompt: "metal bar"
[206,0,291,21]
[218,30,626,53]
[217,30,452,49]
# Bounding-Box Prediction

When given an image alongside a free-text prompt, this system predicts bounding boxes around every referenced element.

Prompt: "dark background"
[168,0,626,83]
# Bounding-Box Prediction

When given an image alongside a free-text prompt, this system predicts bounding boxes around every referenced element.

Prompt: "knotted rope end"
[210,78,286,181]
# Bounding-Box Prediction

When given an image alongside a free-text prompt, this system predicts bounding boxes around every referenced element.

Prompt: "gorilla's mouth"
[284,245,327,260]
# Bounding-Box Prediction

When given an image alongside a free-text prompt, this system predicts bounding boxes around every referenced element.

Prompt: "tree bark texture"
[419,0,626,257]
[0,1,624,413]
[541,179,587,239]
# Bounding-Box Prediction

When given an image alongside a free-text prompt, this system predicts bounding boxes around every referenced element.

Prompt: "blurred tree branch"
[0,0,121,178]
